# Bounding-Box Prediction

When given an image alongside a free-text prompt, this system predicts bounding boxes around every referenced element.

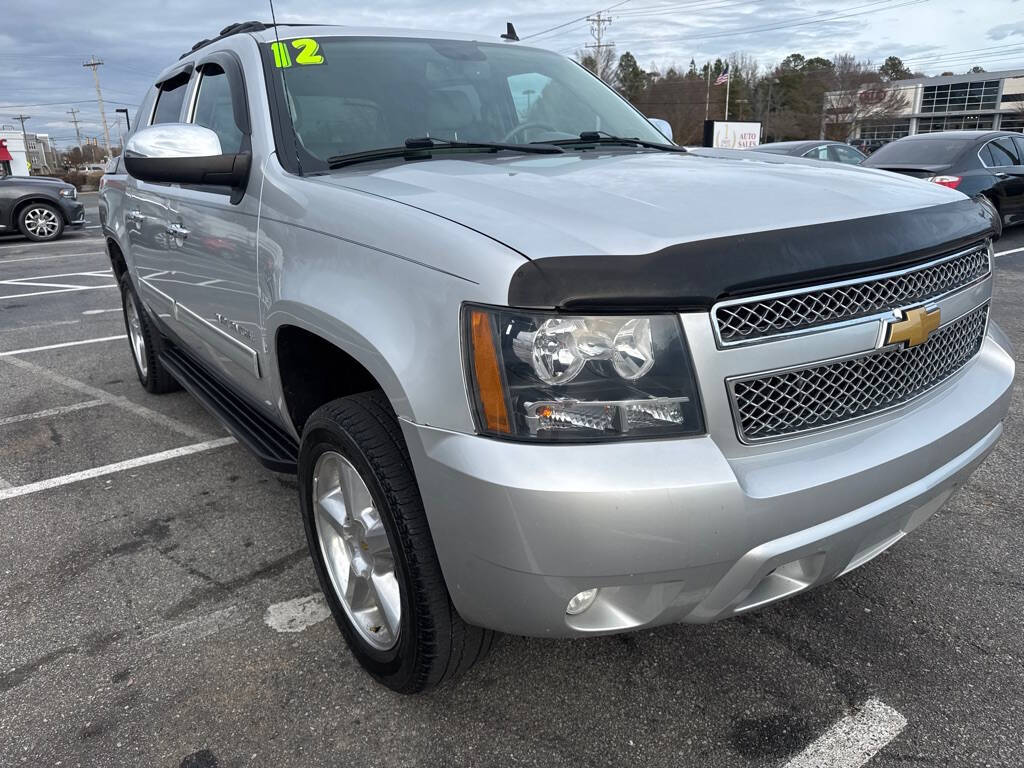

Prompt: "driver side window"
[191,64,244,154]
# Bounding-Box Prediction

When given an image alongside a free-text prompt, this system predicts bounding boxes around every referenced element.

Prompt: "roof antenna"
[501,22,519,42]
[268,0,303,176]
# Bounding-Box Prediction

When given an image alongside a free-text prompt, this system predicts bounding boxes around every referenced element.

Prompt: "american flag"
[714,65,730,86]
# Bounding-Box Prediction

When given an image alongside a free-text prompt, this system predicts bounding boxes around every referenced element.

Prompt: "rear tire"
[18,202,64,242]
[299,391,495,693]
[119,274,179,394]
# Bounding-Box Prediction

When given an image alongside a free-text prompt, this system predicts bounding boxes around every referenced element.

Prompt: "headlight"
[464,305,704,441]
[59,187,77,199]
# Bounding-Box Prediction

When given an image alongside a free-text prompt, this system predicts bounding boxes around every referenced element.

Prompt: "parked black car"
[752,140,867,164]
[863,131,1024,228]
[0,175,85,242]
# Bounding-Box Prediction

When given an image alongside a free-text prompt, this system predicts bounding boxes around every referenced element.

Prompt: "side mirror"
[647,117,673,143]
[124,124,250,187]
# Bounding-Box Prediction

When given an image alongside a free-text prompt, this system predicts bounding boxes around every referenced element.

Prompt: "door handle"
[165,223,190,239]
[994,172,1010,179]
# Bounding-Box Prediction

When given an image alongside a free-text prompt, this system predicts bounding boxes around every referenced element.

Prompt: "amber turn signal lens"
[469,309,511,434]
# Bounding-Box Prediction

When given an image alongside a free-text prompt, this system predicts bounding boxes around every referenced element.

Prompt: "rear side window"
[830,145,865,164]
[802,145,829,160]
[151,73,190,125]
[979,142,997,167]
[191,64,244,153]
[1014,137,1024,165]
[990,137,1020,166]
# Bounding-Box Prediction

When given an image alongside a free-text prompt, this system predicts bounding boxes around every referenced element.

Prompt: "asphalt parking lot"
[2,194,1023,768]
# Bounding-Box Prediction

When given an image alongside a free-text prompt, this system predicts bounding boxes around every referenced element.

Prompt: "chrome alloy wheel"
[24,207,60,239]
[313,451,401,650]
[125,293,148,378]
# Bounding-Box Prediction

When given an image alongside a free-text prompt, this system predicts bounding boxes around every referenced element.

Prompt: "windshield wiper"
[537,131,686,153]
[328,137,564,169]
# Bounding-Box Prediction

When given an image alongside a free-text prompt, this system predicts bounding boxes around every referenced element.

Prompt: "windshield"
[865,138,967,165]
[262,36,667,169]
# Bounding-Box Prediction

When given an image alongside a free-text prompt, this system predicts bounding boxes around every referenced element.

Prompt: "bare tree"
[821,54,908,140]
[576,45,619,86]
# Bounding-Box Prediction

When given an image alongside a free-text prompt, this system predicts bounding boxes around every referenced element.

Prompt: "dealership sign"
[706,121,762,149]
[859,89,887,105]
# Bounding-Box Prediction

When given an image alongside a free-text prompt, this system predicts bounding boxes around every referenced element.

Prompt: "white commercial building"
[0,131,30,176]
[827,68,1024,143]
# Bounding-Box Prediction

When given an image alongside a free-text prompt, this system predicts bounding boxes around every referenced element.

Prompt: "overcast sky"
[1,0,1021,148]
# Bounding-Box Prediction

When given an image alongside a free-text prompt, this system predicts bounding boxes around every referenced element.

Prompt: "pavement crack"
[161,546,308,620]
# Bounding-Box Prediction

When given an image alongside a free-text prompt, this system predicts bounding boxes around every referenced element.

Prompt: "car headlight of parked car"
[58,186,77,199]
[464,305,705,441]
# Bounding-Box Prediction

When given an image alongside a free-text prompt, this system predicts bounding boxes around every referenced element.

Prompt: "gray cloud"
[988,21,1024,40]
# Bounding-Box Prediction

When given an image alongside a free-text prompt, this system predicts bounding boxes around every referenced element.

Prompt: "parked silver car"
[104,22,1014,692]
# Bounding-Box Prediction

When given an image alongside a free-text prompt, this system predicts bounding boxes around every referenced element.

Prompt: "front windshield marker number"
[272,38,325,68]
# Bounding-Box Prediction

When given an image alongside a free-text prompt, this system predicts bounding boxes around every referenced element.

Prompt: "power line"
[520,0,630,40]
[555,0,929,54]
[0,98,139,110]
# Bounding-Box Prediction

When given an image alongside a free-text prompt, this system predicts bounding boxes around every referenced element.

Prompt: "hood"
[313,150,996,308]
[1,175,71,187]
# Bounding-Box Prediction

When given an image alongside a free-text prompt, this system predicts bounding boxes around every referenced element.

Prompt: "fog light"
[566,588,599,615]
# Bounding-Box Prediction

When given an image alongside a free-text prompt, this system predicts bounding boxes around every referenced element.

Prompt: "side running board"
[160,346,298,473]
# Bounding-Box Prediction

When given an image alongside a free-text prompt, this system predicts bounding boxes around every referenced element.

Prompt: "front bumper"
[402,328,1014,637]
[59,199,85,226]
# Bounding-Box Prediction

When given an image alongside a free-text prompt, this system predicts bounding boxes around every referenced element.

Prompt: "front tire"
[119,274,179,394]
[18,202,64,242]
[299,391,494,693]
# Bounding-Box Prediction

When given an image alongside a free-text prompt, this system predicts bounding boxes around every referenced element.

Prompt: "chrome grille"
[729,304,988,442]
[714,244,990,345]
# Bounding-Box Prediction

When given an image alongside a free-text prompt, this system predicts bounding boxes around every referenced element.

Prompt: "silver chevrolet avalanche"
[103,22,1014,692]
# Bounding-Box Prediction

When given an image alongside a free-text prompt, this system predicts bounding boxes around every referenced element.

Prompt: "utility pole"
[11,114,31,172]
[585,11,614,81]
[12,114,30,150]
[83,57,113,160]
[66,107,84,165]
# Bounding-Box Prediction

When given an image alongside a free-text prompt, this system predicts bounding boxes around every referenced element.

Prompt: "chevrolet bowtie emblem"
[884,305,941,348]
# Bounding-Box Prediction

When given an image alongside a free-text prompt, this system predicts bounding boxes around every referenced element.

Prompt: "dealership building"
[838,68,1024,142]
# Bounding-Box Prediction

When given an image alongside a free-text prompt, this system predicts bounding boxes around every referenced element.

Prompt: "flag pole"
[725,66,731,121]
[704,62,711,121]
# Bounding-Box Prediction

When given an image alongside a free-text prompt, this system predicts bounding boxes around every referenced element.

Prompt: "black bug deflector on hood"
[507,197,999,311]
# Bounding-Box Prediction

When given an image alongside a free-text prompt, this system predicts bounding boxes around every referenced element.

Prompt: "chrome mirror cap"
[647,118,673,143]
[125,123,223,159]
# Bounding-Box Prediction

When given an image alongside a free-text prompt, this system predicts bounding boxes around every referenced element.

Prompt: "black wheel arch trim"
[507,197,999,312]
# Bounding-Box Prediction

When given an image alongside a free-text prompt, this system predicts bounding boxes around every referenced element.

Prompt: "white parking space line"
[1,268,112,282]
[82,308,122,315]
[0,251,105,263]
[0,437,237,502]
[995,245,1024,258]
[0,284,118,301]
[0,335,126,357]
[0,400,105,427]
[1,355,212,441]
[264,594,331,633]
[783,698,907,768]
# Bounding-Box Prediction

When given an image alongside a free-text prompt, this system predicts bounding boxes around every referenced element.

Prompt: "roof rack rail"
[179,20,269,60]
[178,21,339,60]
